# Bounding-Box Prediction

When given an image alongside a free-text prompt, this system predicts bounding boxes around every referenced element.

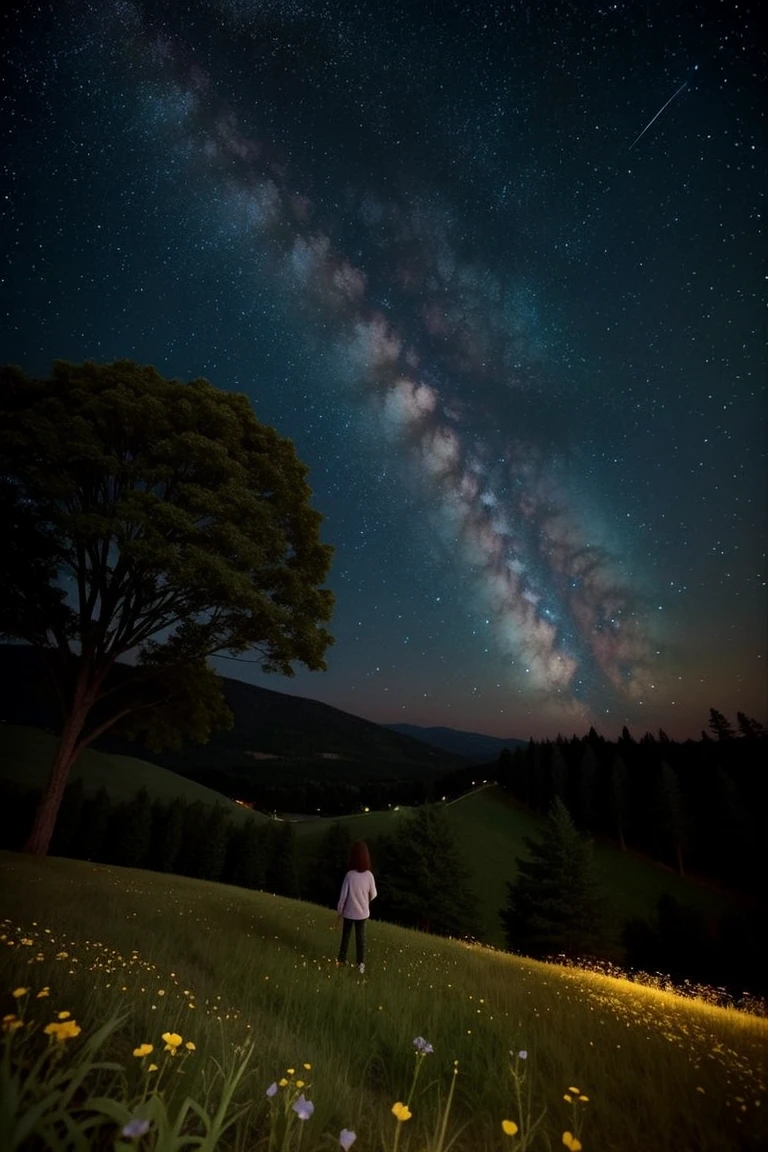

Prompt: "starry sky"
[2,0,765,740]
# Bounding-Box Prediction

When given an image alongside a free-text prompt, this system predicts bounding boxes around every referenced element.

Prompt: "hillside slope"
[0,644,464,780]
[387,722,526,761]
[0,853,764,1152]
[294,785,733,946]
[0,724,268,823]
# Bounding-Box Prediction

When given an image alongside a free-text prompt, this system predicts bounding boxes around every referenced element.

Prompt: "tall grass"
[1,852,765,1150]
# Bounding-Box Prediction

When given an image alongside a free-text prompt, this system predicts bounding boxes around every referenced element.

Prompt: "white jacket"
[337,869,377,920]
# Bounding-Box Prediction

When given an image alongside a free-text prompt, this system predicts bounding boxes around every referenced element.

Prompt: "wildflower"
[292,1094,314,1121]
[502,1120,519,1136]
[36,988,50,998]
[279,1078,289,1087]
[564,1094,573,1103]
[412,1036,434,1054]
[161,1031,182,1052]
[578,1095,589,1102]
[55,952,68,960]
[296,1079,305,1088]
[266,1082,278,1098]
[122,1118,151,1139]
[568,1086,580,1094]
[339,1130,357,1150]
[11,987,29,998]
[562,1134,582,1152]
[148,1064,158,1072]
[391,1102,412,1122]
[2,1015,23,1034]
[303,1062,312,1069]
[287,1067,295,1074]
[57,1011,71,1020]
[44,1019,81,1042]
[518,1050,528,1060]
[133,1044,154,1058]
[185,1041,196,1051]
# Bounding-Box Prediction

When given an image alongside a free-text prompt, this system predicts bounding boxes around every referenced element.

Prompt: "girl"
[336,840,377,973]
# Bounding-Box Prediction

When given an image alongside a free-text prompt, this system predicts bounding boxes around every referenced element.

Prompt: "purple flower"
[412,1036,434,1055]
[121,1117,151,1139]
[339,1129,357,1150]
[518,1050,528,1060]
[266,1081,278,1098]
[292,1094,314,1121]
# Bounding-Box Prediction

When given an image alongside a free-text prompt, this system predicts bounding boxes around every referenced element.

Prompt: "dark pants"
[338,917,366,965]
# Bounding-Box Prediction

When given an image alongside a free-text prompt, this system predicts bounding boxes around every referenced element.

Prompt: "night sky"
[2,1,765,740]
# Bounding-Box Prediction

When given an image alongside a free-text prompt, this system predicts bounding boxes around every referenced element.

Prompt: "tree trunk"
[23,707,88,856]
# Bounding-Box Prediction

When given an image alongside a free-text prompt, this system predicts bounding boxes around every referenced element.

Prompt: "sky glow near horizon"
[2,0,765,739]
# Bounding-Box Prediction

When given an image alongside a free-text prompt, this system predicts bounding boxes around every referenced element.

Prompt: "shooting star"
[628,79,688,151]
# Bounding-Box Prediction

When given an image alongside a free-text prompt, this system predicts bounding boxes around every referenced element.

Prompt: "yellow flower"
[286,1068,295,1075]
[296,1079,305,1088]
[391,1102,412,1122]
[502,1119,519,1136]
[57,1011,71,1020]
[563,1094,573,1103]
[568,1087,580,1095]
[279,1078,289,1087]
[161,1031,182,1048]
[11,988,29,998]
[578,1095,589,1103]
[185,1041,196,1051]
[55,952,68,960]
[44,1020,81,1043]
[133,1044,154,1058]
[148,1063,158,1072]
[303,1062,312,1070]
[36,988,50,999]
[20,938,34,945]
[2,1015,23,1034]
[562,1134,582,1152]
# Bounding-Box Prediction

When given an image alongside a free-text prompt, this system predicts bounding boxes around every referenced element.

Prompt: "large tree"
[0,359,334,854]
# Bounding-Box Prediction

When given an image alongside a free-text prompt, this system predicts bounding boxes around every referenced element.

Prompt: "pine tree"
[608,753,629,852]
[149,799,186,873]
[265,822,299,897]
[576,743,598,831]
[76,787,112,861]
[500,797,609,960]
[654,761,687,876]
[736,711,766,739]
[225,820,267,890]
[708,708,735,741]
[376,804,480,938]
[305,821,352,907]
[110,788,152,869]
[50,778,85,857]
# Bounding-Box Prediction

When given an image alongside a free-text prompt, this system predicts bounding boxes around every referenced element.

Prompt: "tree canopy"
[0,359,334,852]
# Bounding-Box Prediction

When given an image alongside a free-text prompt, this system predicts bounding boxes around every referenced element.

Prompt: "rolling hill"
[387,722,527,761]
[0,644,465,782]
[0,724,268,823]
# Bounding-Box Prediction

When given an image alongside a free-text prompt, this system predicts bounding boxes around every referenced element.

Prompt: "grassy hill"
[1,722,736,950]
[294,785,734,946]
[0,852,764,1151]
[0,724,268,823]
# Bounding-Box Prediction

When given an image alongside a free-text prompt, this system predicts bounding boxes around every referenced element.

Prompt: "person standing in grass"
[336,840,377,974]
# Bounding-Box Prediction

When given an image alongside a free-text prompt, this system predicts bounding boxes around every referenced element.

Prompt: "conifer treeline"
[496,711,767,896]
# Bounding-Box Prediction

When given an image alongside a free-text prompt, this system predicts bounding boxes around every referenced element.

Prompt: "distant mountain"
[0,645,465,782]
[386,723,526,763]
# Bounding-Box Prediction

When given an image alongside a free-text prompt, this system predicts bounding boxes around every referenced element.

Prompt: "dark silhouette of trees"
[708,708,735,741]
[375,805,480,937]
[501,797,610,960]
[304,821,352,908]
[0,359,334,855]
[654,762,687,876]
[736,711,766,739]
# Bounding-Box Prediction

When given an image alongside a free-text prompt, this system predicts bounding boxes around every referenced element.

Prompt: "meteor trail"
[628,80,688,150]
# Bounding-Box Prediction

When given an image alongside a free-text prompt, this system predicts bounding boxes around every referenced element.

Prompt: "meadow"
[294,787,732,945]
[1,851,765,1151]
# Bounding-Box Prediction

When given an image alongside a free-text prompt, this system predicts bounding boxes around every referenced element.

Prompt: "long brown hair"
[349,840,371,873]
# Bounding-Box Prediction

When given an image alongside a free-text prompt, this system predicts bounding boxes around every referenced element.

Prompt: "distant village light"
[363,807,370,813]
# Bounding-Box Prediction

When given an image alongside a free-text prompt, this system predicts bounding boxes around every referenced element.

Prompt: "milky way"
[3,0,764,736]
